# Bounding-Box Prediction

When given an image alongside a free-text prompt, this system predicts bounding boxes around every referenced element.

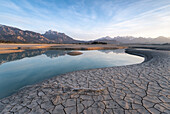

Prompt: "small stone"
[67,51,83,56]
[38,91,45,97]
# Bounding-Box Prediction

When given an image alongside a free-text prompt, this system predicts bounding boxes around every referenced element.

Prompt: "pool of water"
[0,49,144,99]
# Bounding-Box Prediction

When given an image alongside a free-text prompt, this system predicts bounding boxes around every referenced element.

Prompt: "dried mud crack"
[0,49,170,114]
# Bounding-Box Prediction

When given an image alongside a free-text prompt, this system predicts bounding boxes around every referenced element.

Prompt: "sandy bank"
[0,49,24,54]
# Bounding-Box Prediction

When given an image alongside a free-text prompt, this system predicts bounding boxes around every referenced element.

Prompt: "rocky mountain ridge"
[0,25,80,43]
[96,36,170,44]
[1,24,170,44]
[94,36,120,44]
[0,25,51,43]
[42,30,78,43]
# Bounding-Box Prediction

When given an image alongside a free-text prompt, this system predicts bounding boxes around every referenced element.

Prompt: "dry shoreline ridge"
[0,48,170,113]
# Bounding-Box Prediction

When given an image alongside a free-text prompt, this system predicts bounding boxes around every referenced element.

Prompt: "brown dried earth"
[0,43,126,54]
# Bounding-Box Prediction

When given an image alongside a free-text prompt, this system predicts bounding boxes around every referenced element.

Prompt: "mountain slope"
[152,36,170,44]
[0,25,51,43]
[42,30,77,43]
[0,25,81,44]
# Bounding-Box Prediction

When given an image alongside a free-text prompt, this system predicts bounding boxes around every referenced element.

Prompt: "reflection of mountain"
[44,50,70,58]
[0,49,45,64]
[0,49,72,64]
[98,49,125,54]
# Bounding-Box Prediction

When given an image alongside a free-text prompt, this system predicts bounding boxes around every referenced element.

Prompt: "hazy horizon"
[0,0,170,40]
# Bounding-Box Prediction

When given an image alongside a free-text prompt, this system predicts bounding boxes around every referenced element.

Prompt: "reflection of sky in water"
[0,49,144,99]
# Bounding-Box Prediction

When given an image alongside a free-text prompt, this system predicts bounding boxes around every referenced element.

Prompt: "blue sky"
[0,0,170,40]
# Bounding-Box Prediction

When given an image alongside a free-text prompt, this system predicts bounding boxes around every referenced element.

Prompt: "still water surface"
[0,49,144,99]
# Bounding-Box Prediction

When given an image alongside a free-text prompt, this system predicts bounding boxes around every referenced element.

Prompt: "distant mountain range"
[0,24,82,43]
[94,36,120,44]
[95,36,170,44]
[0,24,170,44]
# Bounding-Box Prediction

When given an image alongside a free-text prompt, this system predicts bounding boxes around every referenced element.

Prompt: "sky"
[0,0,170,40]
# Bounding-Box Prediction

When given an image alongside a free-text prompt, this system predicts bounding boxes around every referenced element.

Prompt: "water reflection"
[0,49,144,99]
[98,49,125,54]
[0,49,125,64]
[44,50,70,58]
[0,49,45,64]
[0,49,72,64]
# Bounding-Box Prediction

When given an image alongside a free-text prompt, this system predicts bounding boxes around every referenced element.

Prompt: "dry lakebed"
[0,44,169,114]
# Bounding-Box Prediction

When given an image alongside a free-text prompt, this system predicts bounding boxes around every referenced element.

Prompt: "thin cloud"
[0,0,170,40]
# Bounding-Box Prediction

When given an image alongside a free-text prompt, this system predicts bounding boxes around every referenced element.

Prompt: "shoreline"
[125,49,153,63]
[0,48,170,113]
[0,43,127,54]
[0,48,144,99]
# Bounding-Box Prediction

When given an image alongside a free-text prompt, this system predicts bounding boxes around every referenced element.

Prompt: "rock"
[67,51,83,56]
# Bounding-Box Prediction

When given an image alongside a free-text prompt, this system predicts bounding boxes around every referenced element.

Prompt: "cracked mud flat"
[0,49,170,114]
